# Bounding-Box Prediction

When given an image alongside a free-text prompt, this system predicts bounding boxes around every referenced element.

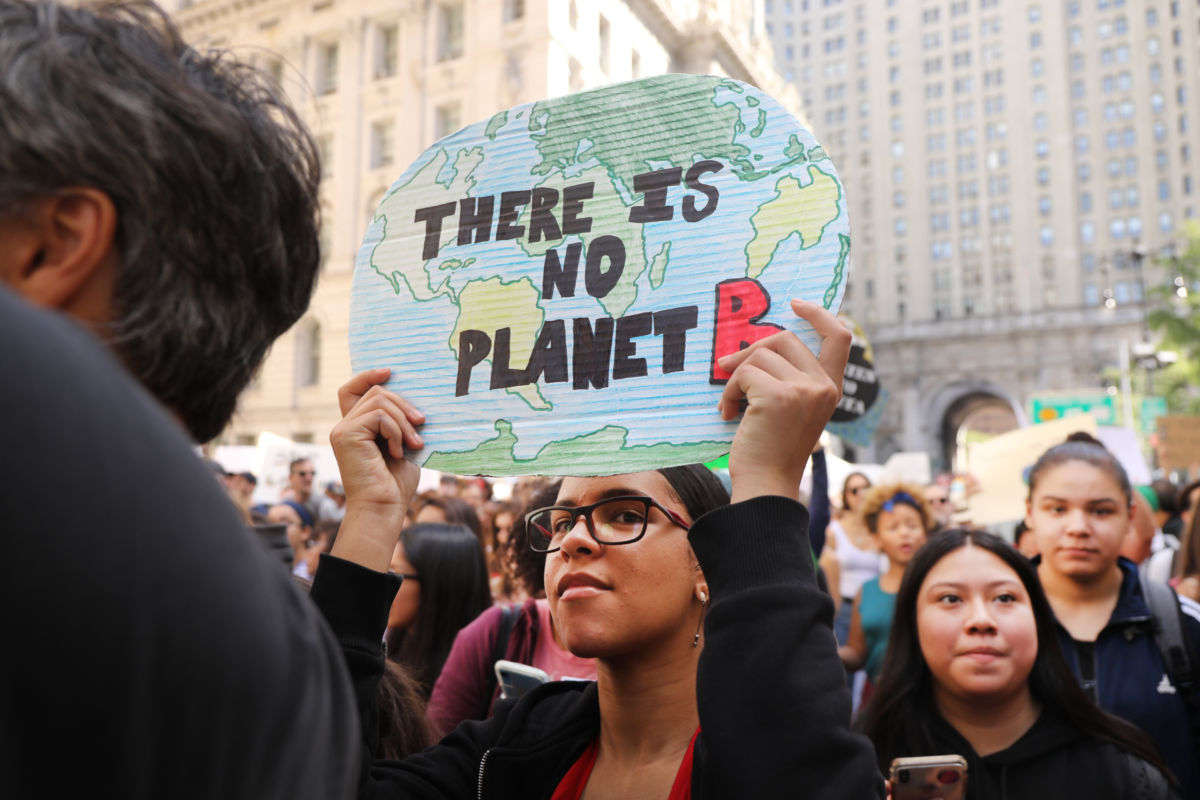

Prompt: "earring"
[692,592,708,647]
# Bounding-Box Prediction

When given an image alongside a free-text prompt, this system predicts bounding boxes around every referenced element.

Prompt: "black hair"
[860,528,1172,783]
[1027,431,1132,506]
[417,495,482,539]
[0,1,321,442]
[657,464,731,522]
[501,479,562,597]
[385,522,491,694]
[1151,478,1179,516]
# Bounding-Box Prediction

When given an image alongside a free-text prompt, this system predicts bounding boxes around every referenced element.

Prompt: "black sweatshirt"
[0,289,359,799]
[913,709,1175,800]
[309,495,885,799]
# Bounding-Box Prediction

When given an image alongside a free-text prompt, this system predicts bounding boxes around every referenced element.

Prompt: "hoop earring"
[692,593,708,647]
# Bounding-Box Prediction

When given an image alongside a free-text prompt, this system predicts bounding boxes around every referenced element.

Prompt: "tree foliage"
[1147,220,1200,414]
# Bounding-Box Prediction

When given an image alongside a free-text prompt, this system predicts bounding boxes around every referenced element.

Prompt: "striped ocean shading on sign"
[349,74,851,476]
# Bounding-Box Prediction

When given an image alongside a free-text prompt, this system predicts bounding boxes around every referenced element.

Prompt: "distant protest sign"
[966,415,1100,525]
[350,74,850,476]
[1158,415,1200,471]
[826,317,885,447]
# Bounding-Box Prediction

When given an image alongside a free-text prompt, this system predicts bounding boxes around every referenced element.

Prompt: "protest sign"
[826,317,885,447]
[1158,415,1200,471]
[350,74,850,476]
[965,415,1099,525]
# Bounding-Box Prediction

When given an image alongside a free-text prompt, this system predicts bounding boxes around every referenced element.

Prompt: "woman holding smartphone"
[861,529,1175,799]
[308,300,882,799]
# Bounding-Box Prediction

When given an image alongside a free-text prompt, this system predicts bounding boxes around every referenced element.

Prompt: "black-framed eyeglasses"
[525,495,691,553]
[847,485,868,495]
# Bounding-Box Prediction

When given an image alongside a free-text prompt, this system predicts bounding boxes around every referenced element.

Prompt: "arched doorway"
[941,392,1020,471]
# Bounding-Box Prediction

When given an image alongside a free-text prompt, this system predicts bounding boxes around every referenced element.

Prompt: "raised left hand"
[716,299,849,504]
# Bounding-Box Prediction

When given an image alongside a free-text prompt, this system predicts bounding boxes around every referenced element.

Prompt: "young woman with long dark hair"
[383,522,492,694]
[1023,434,1200,797]
[308,300,882,799]
[861,529,1175,799]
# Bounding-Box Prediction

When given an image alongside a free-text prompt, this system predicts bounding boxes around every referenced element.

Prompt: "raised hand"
[328,368,426,572]
[716,299,850,504]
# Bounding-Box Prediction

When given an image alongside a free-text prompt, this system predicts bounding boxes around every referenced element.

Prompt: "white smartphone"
[494,659,549,700]
[889,755,968,800]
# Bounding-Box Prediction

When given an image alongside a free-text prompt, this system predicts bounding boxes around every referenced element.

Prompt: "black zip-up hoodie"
[917,710,1175,800]
[310,495,884,799]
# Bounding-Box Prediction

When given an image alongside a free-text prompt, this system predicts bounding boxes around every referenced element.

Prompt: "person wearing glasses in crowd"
[285,457,320,519]
[307,300,882,799]
[820,471,879,647]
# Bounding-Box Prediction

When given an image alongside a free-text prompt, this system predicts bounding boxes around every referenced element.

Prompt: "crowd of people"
[4,2,1200,798]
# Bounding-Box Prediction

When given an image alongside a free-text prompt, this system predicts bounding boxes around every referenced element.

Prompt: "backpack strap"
[1143,579,1200,769]
[483,604,520,711]
[1143,580,1197,703]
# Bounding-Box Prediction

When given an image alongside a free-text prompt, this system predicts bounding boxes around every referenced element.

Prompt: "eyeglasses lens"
[528,497,650,552]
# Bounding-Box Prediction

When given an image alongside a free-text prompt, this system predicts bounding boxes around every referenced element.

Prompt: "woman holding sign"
[308,300,881,799]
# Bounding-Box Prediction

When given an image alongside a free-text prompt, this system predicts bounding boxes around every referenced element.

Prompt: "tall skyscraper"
[169,0,788,446]
[765,0,1199,465]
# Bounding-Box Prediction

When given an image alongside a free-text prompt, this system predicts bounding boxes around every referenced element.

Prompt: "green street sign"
[1141,396,1168,436]
[1029,392,1117,426]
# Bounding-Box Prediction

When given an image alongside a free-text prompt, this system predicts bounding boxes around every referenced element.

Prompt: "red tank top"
[549,728,699,800]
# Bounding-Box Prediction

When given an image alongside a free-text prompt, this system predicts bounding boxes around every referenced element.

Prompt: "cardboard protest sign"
[826,317,885,447]
[1157,415,1200,471]
[965,415,1099,525]
[350,74,850,476]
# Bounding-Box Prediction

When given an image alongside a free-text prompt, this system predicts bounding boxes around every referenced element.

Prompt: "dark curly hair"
[0,0,321,441]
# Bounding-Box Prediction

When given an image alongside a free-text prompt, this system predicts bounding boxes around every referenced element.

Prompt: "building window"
[297,320,321,387]
[369,119,394,169]
[503,0,524,22]
[1081,221,1095,243]
[434,102,461,140]
[437,2,465,62]
[375,24,398,79]
[317,41,338,94]
[598,15,611,74]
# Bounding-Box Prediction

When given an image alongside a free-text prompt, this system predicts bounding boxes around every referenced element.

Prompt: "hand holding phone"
[888,755,967,800]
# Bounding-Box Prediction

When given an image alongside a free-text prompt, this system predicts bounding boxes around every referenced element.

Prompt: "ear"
[1024,498,1034,530]
[0,188,118,323]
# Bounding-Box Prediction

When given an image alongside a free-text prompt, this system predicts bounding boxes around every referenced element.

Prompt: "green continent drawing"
[450,277,551,410]
[744,165,842,279]
[527,76,757,192]
[370,146,485,303]
[517,165,648,318]
[424,420,727,475]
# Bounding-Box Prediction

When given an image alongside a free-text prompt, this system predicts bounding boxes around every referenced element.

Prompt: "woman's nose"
[558,514,598,556]
[965,596,997,632]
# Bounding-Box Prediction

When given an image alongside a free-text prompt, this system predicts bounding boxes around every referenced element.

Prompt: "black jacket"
[917,709,1175,800]
[0,288,359,799]
[310,495,884,799]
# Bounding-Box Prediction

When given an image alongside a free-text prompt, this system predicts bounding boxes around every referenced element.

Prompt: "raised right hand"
[328,368,425,571]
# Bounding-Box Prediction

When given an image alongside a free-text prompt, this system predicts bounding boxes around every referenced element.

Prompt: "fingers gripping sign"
[716,299,850,504]
[329,368,428,572]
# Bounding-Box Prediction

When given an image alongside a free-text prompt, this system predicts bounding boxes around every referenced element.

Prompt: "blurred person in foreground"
[0,0,357,796]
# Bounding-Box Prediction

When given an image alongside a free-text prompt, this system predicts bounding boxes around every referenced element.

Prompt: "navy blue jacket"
[1046,557,1200,798]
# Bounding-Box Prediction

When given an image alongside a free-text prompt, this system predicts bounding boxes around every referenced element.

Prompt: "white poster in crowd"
[966,415,1100,526]
[254,432,340,506]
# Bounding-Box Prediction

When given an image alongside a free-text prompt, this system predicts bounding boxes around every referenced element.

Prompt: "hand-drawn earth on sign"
[350,74,851,476]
